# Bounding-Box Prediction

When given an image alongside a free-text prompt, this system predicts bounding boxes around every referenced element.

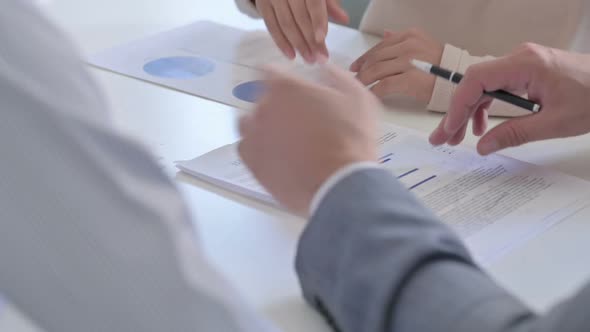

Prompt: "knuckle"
[518,43,552,64]
[518,42,542,54]
[463,66,481,82]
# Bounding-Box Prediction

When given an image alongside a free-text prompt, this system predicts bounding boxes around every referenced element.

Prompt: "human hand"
[350,29,443,103]
[254,0,349,63]
[429,43,590,155]
[238,65,380,215]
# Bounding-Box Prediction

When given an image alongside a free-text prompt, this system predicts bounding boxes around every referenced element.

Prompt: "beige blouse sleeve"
[428,44,529,117]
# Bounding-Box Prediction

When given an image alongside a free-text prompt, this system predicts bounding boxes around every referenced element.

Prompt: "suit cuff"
[309,162,381,216]
[296,168,473,331]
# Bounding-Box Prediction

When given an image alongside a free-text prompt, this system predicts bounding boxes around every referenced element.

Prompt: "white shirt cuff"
[309,162,381,216]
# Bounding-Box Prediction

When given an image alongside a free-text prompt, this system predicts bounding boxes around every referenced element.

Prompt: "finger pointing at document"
[254,0,349,63]
[429,44,590,156]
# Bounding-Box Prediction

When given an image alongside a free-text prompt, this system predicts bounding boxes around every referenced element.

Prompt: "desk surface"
[3,1,590,331]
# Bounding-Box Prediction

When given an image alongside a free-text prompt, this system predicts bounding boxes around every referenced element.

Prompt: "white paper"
[177,124,590,265]
[89,21,379,109]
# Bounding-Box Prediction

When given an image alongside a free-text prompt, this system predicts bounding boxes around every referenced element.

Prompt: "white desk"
[3,1,590,331]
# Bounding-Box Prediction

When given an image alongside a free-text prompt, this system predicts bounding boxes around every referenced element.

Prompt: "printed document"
[89,21,379,109]
[177,124,590,265]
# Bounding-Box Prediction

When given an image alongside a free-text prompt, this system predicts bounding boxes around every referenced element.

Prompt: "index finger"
[258,1,296,59]
[350,31,407,72]
[306,0,328,43]
[445,54,539,135]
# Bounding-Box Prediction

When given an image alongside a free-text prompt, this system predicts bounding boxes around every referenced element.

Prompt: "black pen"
[411,59,541,113]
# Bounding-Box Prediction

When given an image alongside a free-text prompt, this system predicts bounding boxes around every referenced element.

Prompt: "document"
[177,124,590,265]
[89,21,379,109]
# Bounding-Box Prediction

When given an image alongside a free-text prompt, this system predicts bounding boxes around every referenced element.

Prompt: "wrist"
[308,161,381,216]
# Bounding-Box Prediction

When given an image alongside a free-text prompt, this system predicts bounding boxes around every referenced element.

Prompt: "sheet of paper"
[89,21,380,109]
[177,124,590,265]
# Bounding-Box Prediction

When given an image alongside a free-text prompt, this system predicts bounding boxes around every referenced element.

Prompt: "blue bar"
[409,175,437,190]
[381,158,392,164]
[380,153,393,161]
[397,168,419,179]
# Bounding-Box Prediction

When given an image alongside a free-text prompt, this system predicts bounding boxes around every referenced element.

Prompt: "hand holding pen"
[426,44,590,155]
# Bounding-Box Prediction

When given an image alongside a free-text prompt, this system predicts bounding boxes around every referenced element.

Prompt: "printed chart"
[143,56,215,79]
[232,80,266,103]
[379,152,439,192]
[89,21,376,110]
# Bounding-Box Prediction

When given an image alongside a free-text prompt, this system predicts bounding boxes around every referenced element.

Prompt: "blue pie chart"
[143,56,215,79]
[233,80,266,103]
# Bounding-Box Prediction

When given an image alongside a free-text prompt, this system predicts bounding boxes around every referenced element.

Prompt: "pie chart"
[232,80,266,103]
[143,56,215,79]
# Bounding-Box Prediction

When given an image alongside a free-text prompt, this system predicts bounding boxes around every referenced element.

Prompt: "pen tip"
[411,59,432,73]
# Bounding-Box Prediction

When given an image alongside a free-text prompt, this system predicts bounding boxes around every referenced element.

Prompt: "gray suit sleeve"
[0,81,276,332]
[0,2,276,332]
[296,168,590,332]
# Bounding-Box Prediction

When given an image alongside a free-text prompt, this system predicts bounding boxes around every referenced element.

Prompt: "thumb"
[477,114,547,155]
[326,0,349,24]
[383,29,395,38]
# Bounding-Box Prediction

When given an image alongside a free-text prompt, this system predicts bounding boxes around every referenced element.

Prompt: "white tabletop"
[3,1,590,331]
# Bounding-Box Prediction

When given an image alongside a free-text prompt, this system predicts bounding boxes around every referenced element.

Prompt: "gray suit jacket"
[0,1,275,332]
[297,168,590,332]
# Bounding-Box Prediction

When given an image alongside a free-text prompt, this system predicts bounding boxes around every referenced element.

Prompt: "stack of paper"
[90,20,590,266]
[177,124,590,265]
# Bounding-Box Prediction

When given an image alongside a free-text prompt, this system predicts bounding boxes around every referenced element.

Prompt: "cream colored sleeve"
[428,44,528,117]
[235,0,261,18]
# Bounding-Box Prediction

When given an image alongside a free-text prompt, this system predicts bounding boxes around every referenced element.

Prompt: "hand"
[255,0,349,63]
[350,29,443,103]
[429,43,590,155]
[238,65,380,215]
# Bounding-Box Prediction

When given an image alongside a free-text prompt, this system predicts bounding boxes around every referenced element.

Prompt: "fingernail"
[429,131,442,146]
[428,131,436,143]
[283,48,295,60]
[304,52,316,64]
[479,140,498,155]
